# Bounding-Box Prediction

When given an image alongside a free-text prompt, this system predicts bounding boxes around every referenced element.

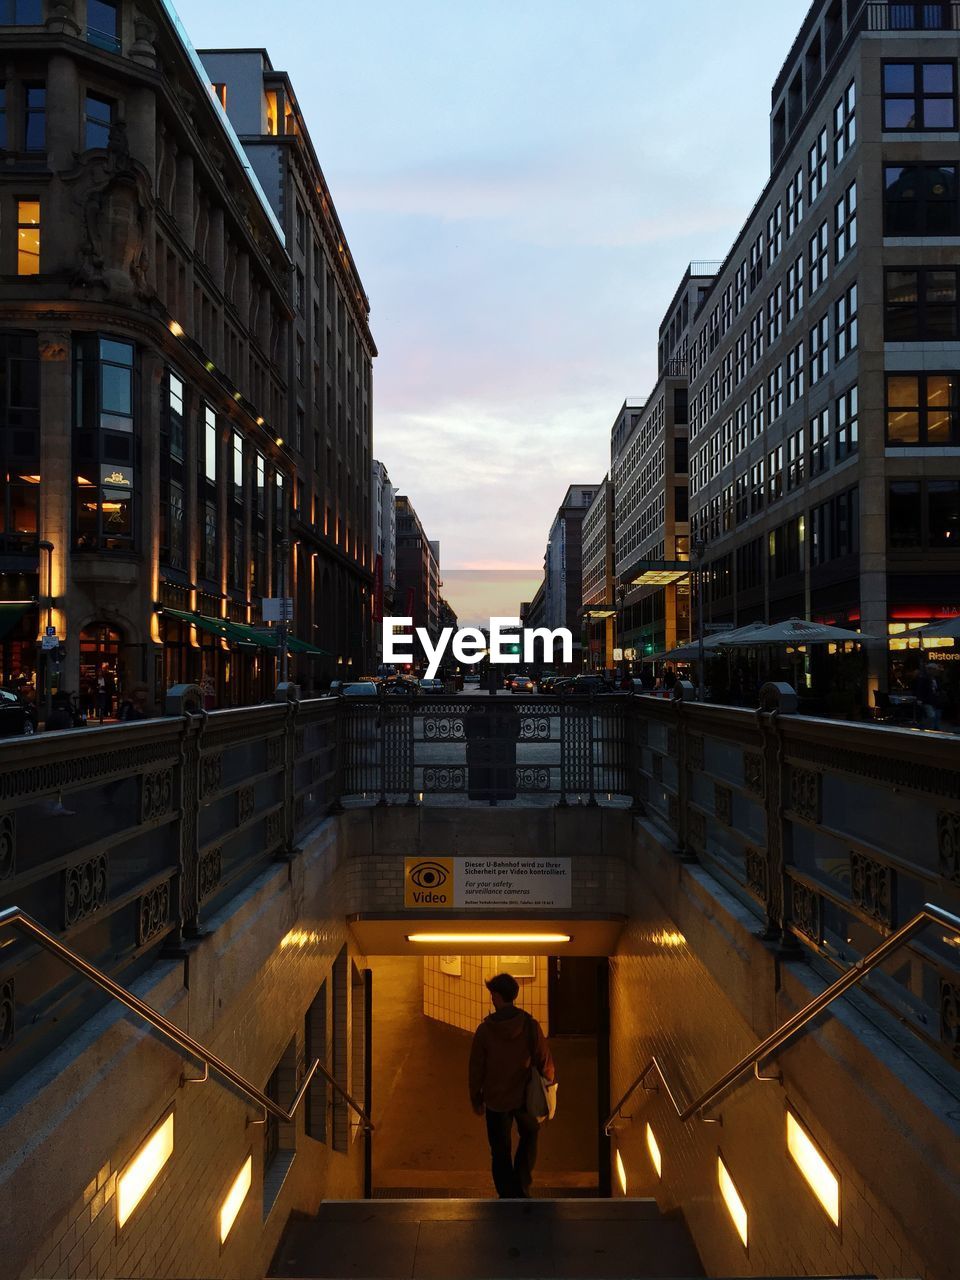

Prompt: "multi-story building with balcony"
[198,48,376,682]
[0,1,375,710]
[687,0,960,694]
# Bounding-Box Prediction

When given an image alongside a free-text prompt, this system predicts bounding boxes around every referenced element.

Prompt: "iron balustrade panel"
[338,700,384,798]
[0,721,184,1091]
[196,707,288,924]
[685,723,767,891]
[778,718,960,1062]
[293,700,338,833]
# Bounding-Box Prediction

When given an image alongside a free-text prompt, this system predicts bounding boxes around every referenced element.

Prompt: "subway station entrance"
[363,953,609,1198]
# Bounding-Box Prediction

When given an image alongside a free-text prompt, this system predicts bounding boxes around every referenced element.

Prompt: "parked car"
[0,688,29,736]
[511,676,536,694]
[539,674,560,693]
[463,670,481,684]
[342,682,378,697]
[551,677,574,694]
[417,678,443,694]
[568,675,615,695]
[384,678,419,697]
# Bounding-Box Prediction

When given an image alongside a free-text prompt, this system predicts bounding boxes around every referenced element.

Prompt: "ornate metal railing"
[632,696,960,1067]
[0,695,336,1091]
[338,694,637,806]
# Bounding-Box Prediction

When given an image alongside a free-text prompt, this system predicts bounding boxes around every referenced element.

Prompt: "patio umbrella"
[916,616,960,642]
[660,621,772,663]
[720,618,878,647]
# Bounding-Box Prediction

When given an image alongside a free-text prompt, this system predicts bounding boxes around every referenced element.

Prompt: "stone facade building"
[687,0,960,695]
[0,1,374,710]
[394,494,440,643]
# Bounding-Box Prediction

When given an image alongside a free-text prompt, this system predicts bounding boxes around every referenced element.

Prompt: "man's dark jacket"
[469,1005,555,1113]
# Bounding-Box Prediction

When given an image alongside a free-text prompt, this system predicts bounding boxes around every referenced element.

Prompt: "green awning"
[159,609,330,658]
[0,600,35,641]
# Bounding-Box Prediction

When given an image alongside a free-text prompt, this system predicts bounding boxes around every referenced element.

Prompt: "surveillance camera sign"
[404,857,571,909]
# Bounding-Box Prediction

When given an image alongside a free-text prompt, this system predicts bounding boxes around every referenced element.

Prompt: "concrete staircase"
[269,1197,706,1278]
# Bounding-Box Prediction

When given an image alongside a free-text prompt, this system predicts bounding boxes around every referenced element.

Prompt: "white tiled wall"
[422,956,549,1035]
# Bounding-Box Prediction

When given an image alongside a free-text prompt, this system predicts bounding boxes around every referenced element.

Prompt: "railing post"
[758,711,793,947]
[674,700,692,860]
[282,695,298,855]
[178,712,204,940]
[377,689,388,807]
[558,697,568,807]
[587,694,597,806]
[405,696,416,807]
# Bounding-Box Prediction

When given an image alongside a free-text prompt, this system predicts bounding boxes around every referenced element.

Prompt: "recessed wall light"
[405,933,572,945]
[117,1112,174,1228]
[645,1123,662,1179]
[219,1154,252,1244]
[717,1154,748,1249]
[786,1110,839,1226]
[616,1149,627,1195]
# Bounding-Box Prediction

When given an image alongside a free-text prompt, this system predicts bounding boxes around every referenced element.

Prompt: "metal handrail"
[0,906,374,1132]
[604,902,960,1133]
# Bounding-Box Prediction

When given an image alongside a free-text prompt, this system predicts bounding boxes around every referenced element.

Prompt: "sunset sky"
[178,0,808,614]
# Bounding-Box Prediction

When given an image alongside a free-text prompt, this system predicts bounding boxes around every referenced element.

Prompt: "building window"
[750,309,764,365]
[210,82,227,109]
[735,259,747,313]
[750,385,764,440]
[0,0,42,21]
[767,203,783,264]
[767,365,783,423]
[834,79,856,164]
[168,372,184,459]
[84,91,114,150]
[885,266,960,340]
[786,168,804,237]
[295,200,305,248]
[203,405,217,481]
[87,0,119,52]
[835,284,858,361]
[882,61,956,131]
[787,427,805,490]
[73,336,136,551]
[886,372,960,445]
[23,82,44,151]
[890,479,960,548]
[16,199,39,275]
[786,254,804,322]
[767,445,784,504]
[750,459,765,515]
[749,231,764,290]
[884,163,959,235]
[809,408,830,476]
[767,283,783,344]
[812,487,859,565]
[735,332,747,384]
[835,385,859,460]
[203,500,217,581]
[835,182,857,261]
[296,336,305,383]
[808,220,829,295]
[0,332,40,556]
[787,342,804,406]
[296,267,305,312]
[169,483,184,568]
[809,315,829,385]
[808,127,828,204]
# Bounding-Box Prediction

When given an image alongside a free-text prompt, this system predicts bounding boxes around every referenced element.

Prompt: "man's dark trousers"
[485,1107,539,1198]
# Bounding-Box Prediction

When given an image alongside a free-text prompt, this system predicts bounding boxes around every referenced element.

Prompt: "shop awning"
[0,600,36,640]
[158,609,330,657]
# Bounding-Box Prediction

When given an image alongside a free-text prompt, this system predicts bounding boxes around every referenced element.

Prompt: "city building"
[580,477,615,671]
[394,494,441,642]
[0,3,375,715]
[685,0,960,700]
[544,484,600,671]
[612,273,715,662]
[198,48,376,685]
[371,459,396,660]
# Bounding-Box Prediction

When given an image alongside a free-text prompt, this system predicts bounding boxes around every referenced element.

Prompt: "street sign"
[262,597,293,623]
[45,624,56,636]
[41,634,59,650]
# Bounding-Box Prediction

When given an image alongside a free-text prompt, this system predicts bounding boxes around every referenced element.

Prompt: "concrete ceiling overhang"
[347,913,627,956]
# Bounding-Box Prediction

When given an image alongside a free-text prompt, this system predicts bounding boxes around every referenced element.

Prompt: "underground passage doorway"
[363,952,610,1199]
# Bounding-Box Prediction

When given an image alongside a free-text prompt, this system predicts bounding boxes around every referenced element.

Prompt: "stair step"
[317,1197,664,1221]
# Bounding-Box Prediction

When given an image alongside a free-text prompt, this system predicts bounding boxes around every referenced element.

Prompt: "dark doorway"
[548,956,603,1034]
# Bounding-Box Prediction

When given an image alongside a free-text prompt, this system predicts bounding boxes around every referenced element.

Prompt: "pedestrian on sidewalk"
[468,972,556,1199]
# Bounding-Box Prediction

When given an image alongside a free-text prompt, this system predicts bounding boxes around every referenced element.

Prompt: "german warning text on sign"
[404,857,571,909]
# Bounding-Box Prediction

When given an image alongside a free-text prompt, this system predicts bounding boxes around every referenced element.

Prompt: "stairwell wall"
[609,820,960,1279]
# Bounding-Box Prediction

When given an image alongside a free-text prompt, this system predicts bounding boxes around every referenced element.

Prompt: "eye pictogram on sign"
[409,861,449,890]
